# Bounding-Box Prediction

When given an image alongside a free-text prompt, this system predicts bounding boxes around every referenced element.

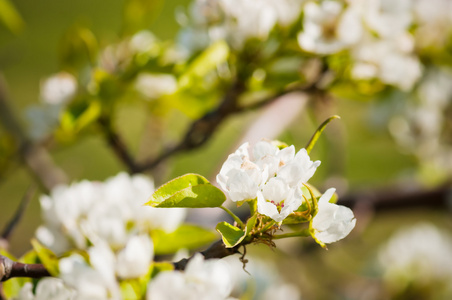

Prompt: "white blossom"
[40,72,77,105]
[146,254,233,300]
[135,73,178,100]
[379,223,452,293]
[224,255,301,300]
[59,254,120,300]
[15,278,76,300]
[298,1,362,54]
[36,172,186,254]
[116,235,154,279]
[179,0,303,51]
[217,141,320,222]
[311,188,356,244]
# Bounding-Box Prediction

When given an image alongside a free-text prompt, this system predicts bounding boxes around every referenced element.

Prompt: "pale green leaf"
[0,0,24,34]
[31,239,59,276]
[216,222,246,248]
[152,224,217,255]
[145,173,226,208]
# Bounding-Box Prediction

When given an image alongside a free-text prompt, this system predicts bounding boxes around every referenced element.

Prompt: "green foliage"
[59,25,98,72]
[150,262,174,279]
[216,213,257,248]
[0,0,24,34]
[216,222,246,248]
[305,115,341,155]
[152,224,217,255]
[145,173,226,208]
[122,0,164,35]
[31,239,59,276]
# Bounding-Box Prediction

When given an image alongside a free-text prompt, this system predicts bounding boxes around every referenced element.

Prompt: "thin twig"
[98,115,141,174]
[0,74,68,192]
[1,186,35,244]
[172,240,242,271]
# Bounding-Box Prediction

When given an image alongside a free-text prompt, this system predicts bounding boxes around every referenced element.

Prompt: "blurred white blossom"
[217,140,320,222]
[379,223,452,295]
[59,253,120,300]
[298,1,362,54]
[146,253,233,300]
[135,73,178,100]
[311,188,356,244]
[224,255,301,300]
[179,0,303,51]
[36,172,186,254]
[40,72,77,105]
[15,278,75,300]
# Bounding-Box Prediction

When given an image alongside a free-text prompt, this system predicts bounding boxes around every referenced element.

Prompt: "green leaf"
[59,25,98,71]
[305,115,340,154]
[152,224,217,255]
[179,41,229,88]
[0,0,24,34]
[216,222,246,248]
[31,239,59,276]
[150,262,174,279]
[74,101,101,132]
[145,173,226,208]
[122,0,164,34]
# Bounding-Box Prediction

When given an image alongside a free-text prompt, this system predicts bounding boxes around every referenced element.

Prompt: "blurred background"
[0,0,451,299]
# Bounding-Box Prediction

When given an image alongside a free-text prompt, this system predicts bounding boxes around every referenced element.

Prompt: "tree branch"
[97,115,141,174]
[0,74,68,192]
[0,186,35,249]
[172,240,242,271]
[0,256,50,282]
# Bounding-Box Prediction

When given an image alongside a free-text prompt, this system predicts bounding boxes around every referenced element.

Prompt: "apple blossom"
[146,253,233,300]
[217,141,320,222]
[379,223,452,296]
[40,72,77,105]
[311,188,356,244]
[15,278,76,300]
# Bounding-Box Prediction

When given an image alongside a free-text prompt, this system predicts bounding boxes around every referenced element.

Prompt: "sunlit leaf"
[0,0,24,34]
[216,222,246,248]
[145,173,226,208]
[31,239,59,276]
[152,224,217,255]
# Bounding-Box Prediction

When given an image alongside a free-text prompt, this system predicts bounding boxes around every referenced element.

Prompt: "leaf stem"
[305,115,340,154]
[220,206,245,228]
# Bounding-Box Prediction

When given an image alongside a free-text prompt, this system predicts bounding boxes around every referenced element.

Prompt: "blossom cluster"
[217,141,320,222]
[378,223,452,297]
[217,140,356,244]
[33,172,186,298]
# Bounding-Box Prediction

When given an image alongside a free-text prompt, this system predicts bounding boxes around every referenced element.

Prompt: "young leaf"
[31,239,59,276]
[152,224,217,255]
[305,115,340,154]
[0,0,25,34]
[145,173,226,208]
[216,222,246,248]
[150,262,174,279]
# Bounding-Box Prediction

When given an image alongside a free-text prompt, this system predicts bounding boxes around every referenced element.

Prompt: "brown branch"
[97,115,141,174]
[172,240,242,271]
[338,185,452,212]
[0,74,68,192]
[1,186,35,248]
[135,79,246,173]
[0,185,450,281]
[0,256,51,282]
